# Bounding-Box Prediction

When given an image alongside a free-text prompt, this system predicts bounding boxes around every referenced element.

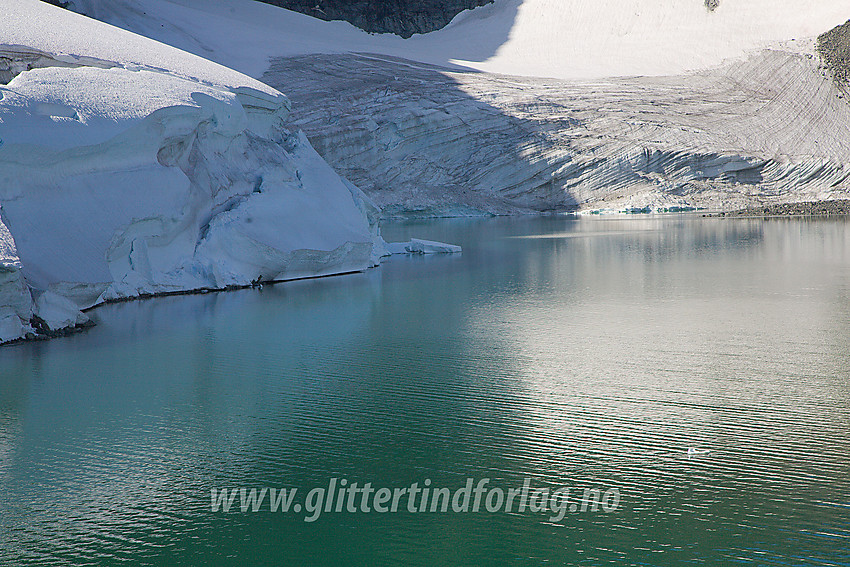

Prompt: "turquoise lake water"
[1,215,849,565]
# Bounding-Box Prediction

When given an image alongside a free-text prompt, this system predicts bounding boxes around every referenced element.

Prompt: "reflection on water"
[1,215,849,565]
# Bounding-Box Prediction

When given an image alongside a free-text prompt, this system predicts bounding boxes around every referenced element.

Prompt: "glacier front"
[61,0,850,216]
[0,0,385,343]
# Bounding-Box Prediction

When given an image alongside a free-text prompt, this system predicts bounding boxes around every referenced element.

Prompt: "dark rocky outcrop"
[254,0,494,37]
[713,200,850,217]
[818,19,850,85]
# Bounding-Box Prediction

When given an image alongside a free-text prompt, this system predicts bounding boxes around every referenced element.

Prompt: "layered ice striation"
[0,0,384,343]
[269,47,850,217]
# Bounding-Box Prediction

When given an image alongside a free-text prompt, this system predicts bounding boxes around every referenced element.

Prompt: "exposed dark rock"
[14,314,96,344]
[710,200,850,217]
[817,19,850,85]
[254,0,494,38]
[704,0,720,12]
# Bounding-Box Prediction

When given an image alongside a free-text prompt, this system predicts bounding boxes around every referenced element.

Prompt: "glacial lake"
[1,215,849,566]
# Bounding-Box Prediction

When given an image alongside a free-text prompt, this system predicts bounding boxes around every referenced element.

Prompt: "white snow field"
[63,0,848,80]
[0,0,387,343]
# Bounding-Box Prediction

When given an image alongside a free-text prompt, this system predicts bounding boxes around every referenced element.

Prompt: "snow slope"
[0,0,385,343]
[65,0,849,80]
[2,0,277,94]
[443,0,849,78]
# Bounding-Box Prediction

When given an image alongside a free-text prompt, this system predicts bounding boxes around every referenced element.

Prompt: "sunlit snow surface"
[66,0,849,80]
[0,0,384,343]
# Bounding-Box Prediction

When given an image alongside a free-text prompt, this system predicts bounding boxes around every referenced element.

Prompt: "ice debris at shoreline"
[386,239,463,255]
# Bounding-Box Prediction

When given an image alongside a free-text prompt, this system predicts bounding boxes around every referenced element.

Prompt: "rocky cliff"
[254,0,494,37]
[818,19,850,84]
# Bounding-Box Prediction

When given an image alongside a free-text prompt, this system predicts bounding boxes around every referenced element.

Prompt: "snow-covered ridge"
[0,0,388,344]
[2,0,277,93]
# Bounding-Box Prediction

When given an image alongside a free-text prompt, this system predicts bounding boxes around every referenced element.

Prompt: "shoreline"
[6,204,849,347]
[0,268,370,348]
[706,200,850,218]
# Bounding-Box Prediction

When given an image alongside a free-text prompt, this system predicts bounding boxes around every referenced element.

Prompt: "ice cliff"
[0,0,384,343]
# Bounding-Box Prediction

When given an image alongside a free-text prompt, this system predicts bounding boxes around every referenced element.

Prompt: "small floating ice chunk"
[409,239,462,254]
[687,447,711,457]
[387,238,462,255]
